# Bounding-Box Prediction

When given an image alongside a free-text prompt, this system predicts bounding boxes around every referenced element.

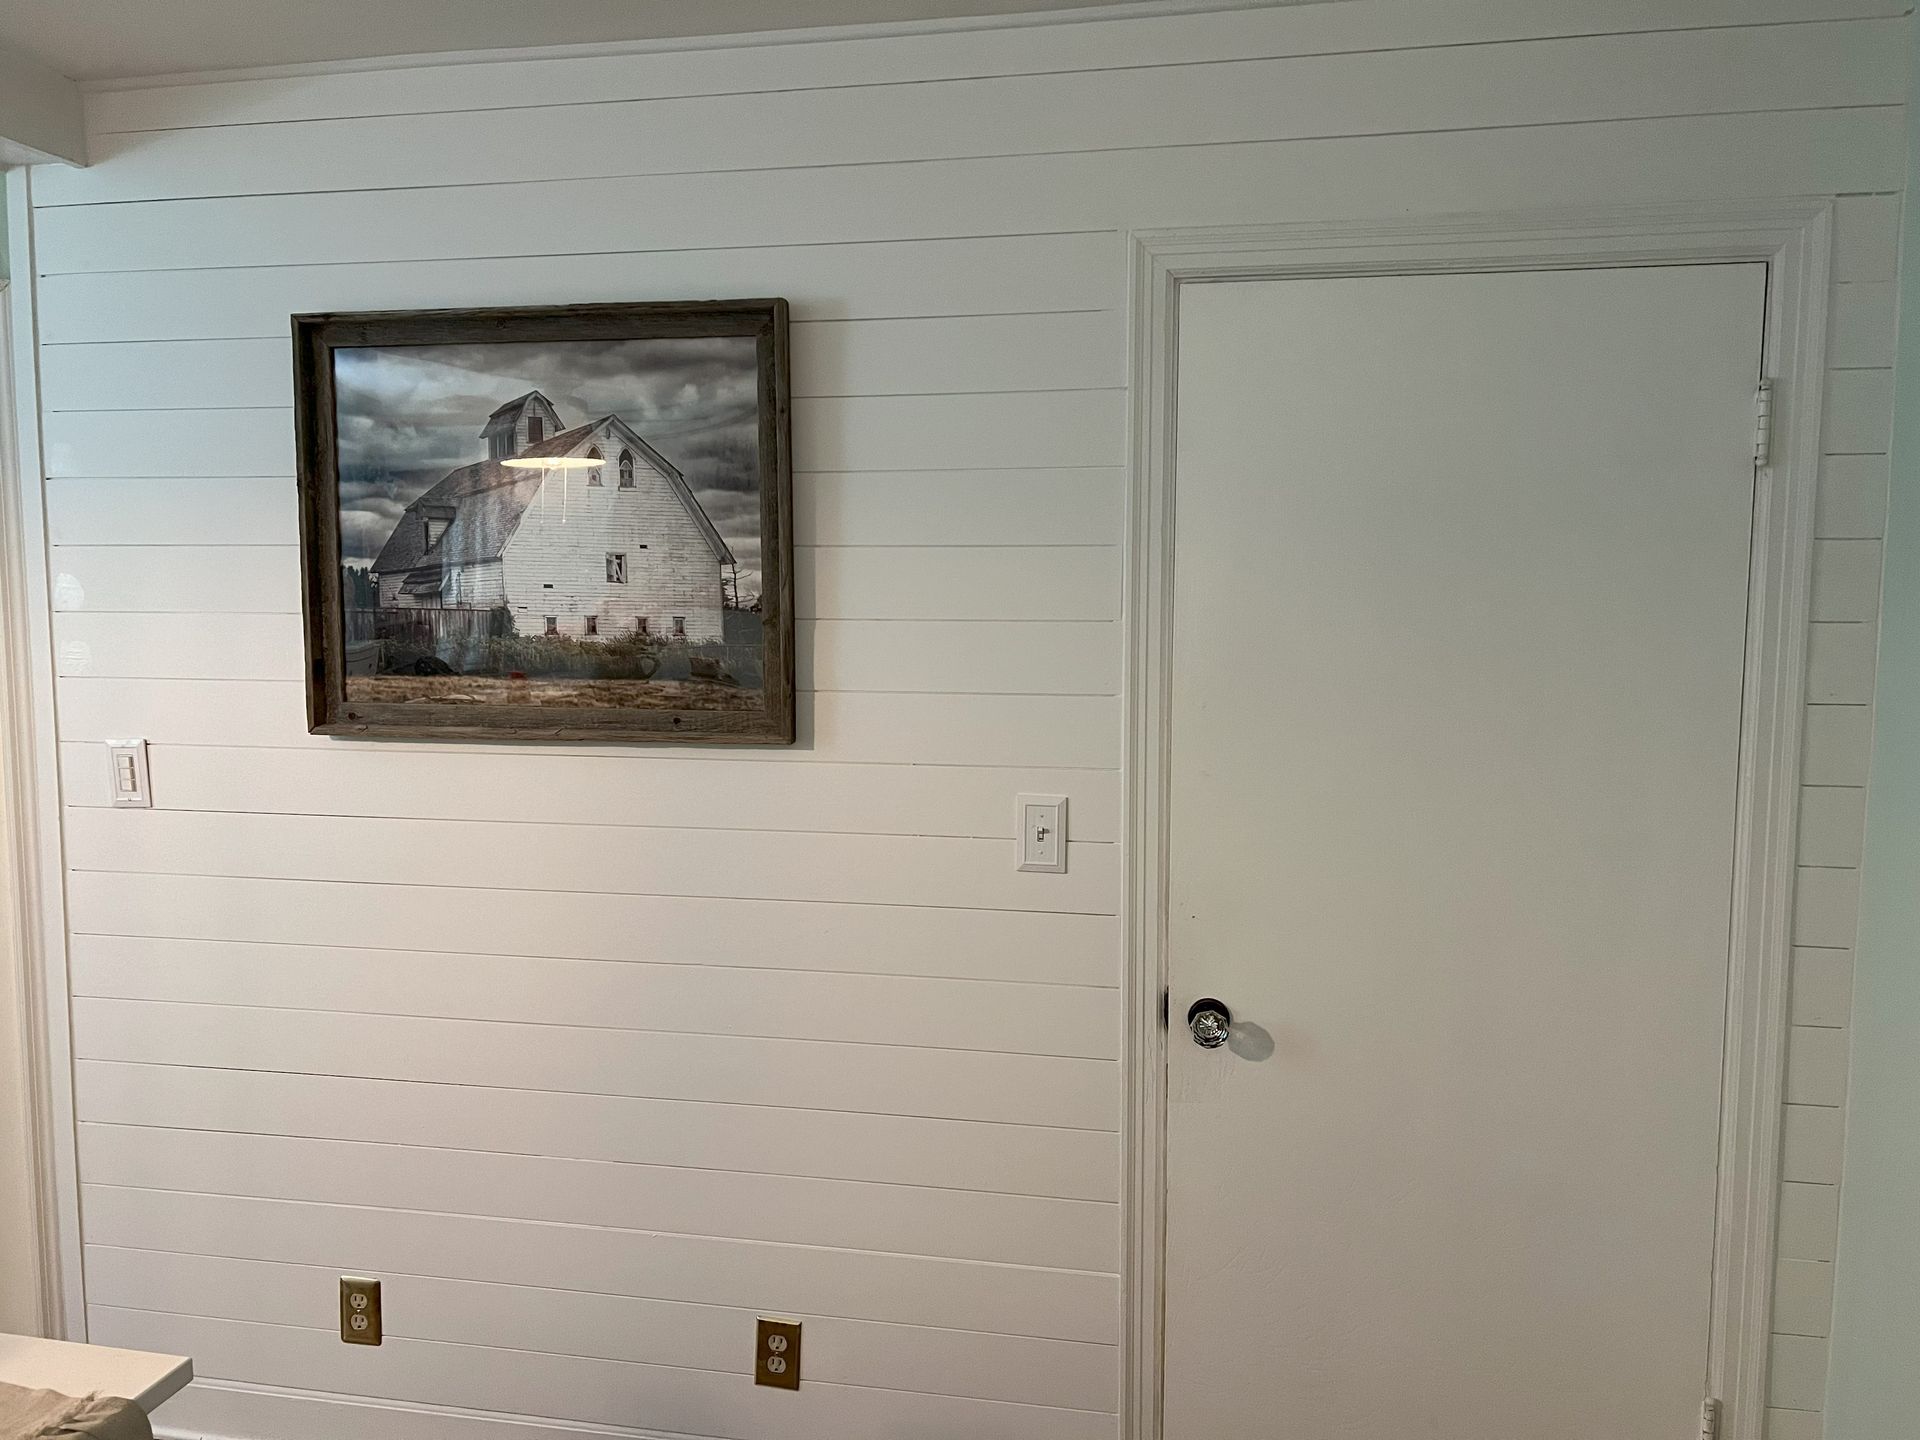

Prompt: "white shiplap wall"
[11,3,1905,1437]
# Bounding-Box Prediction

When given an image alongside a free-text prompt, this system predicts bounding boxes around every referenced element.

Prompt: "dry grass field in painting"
[344,675,761,710]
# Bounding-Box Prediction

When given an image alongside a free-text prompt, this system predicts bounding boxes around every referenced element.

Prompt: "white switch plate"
[1016,794,1067,873]
[106,739,152,808]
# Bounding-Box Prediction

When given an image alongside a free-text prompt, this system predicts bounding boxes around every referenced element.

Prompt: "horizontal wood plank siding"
[73,1059,1119,1200]
[56,743,1125,839]
[66,935,1120,1057]
[67,994,1119,1130]
[59,807,1121,914]
[62,871,1119,990]
[34,234,1128,343]
[51,613,1121,691]
[42,22,1906,208]
[81,1248,1117,1409]
[52,680,1123,765]
[41,391,1129,474]
[32,111,1906,275]
[75,0,1907,134]
[20,1,1899,1434]
[86,1305,1115,1440]
[50,546,1121,626]
[44,467,1125,547]
[82,1186,1119,1343]
[39,312,1128,408]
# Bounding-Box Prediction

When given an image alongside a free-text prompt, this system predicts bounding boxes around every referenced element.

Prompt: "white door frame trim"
[4,164,86,1338]
[1123,199,1834,1440]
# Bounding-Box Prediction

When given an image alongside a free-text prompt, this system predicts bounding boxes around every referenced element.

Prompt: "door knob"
[1186,997,1232,1049]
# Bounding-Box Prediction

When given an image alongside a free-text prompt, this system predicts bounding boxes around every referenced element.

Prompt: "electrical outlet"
[754,1317,801,1389]
[340,1277,382,1345]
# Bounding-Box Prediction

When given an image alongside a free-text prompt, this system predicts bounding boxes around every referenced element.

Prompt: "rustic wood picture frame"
[293,300,795,744]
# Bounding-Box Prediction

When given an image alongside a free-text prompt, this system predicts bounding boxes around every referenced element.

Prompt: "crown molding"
[78,0,1303,94]
[0,43,84,166]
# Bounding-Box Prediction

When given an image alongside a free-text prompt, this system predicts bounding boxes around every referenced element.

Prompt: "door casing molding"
[4,165,85,1338]
[1123,199,1834,1440]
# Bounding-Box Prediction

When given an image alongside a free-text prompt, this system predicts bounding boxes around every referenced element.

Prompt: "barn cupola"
[481,390,564,460]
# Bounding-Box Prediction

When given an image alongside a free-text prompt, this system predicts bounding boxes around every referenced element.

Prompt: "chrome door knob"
[1187,997,1232,1049]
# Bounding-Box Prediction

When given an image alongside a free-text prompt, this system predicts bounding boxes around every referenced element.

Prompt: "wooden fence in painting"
[342,607,765,687]
[344,606,510,648]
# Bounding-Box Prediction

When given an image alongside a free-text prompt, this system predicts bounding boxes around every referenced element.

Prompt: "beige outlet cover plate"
[754,1317,800,1389]
[340,1277,382,1345]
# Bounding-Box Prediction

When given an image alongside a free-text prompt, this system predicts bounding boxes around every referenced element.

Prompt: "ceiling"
[0,0,1171,82]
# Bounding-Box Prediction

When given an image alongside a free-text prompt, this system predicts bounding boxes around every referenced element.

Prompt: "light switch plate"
[1016,794,1067,873]
[105,740,151,808]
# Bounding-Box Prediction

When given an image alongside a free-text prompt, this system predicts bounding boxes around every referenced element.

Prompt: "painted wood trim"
[75,0,1906,119]
[28,111,1902,276]
[1717,200,1833,1440]
[48,20,1904,210]
[79,0,1290,94]
[1122,198,1833,1440]
[3,168,85,1337]
[0,43,85,167]
[149,1373,738,1440]
[0,280,54,1339]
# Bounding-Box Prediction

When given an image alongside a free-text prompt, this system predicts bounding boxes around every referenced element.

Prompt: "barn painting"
[294,301,793,744]
[367,392,737,648]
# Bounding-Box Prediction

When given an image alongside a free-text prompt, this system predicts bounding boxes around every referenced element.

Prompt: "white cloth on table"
[0,1381,152,1440]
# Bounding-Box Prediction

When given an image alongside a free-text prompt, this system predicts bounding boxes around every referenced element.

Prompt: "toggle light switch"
[1016,793,1067,873]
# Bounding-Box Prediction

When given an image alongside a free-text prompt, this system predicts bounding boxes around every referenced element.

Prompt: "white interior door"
[1162,264,1767,1437]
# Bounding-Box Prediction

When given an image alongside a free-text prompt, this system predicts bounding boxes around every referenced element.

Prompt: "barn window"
[606,552,627,584]
[544,616,558,636]
[636,616,649,635]
[672,616,686,638]
[586,446,604,485]
[584,616,598,637]
[618,450,635,488]
[422,505,454,551]
[527,414,544,445]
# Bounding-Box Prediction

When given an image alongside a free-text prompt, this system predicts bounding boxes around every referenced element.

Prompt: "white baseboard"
[156,1379,715,1440]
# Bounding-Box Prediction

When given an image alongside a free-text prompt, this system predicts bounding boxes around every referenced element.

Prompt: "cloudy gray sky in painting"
[333,337,763,593]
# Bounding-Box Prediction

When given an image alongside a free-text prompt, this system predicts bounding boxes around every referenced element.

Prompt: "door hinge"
[1753,380,1773,468]
[1160,987,1170,1028]
[1700,1396,1722,1440]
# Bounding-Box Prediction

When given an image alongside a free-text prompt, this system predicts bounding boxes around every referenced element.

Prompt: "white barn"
[370,391,735,642]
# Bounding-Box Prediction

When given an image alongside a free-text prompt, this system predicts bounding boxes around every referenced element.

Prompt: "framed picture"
[293,300,793,744]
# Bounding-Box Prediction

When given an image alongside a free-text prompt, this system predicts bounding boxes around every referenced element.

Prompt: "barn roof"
[604,417,737,569]
[369,423,592,575]
[484,389,555,424]
[370,416,736,575]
